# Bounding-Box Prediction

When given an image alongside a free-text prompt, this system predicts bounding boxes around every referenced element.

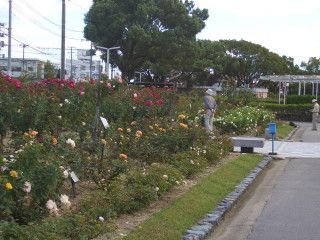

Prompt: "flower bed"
[214,106,274,135]
[0,73,273,239]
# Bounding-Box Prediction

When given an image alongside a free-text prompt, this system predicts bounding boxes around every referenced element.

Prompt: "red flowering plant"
[130,86,177,119]
[0,73,23,147]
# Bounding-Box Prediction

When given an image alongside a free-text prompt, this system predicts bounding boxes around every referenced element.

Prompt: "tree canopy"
[301,57,320,74]
[219,40,291,86]
[84,0,208,80]
[44,61,57,79]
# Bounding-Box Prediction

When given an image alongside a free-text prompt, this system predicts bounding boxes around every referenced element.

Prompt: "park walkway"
[208,122,320,240]
[233,122,320,158]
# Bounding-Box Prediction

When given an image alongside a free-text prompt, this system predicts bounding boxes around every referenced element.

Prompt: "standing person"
[203,89,217,133]
[311,99,319,131]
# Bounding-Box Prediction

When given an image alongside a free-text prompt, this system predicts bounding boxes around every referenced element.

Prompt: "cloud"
[194,0,320,17]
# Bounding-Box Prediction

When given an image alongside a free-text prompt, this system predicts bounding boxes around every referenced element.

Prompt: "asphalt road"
[247,158,320,240]
[208,122,320,240]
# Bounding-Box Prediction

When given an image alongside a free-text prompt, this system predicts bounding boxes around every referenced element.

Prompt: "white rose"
[162,174,168,180]
[66,138,76,148]
[60,194,71,208]
[63,170,69,179]
[23,181,32,193]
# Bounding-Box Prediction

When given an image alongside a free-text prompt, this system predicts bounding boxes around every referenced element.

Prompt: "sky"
[1,0,320,65]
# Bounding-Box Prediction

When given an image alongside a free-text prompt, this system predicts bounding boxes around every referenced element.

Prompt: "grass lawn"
[125,154,263,240]
[276,121,296,139]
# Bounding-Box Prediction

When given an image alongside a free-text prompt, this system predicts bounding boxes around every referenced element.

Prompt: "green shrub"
[286,95,314,104]
[252,102,312,122]
[169,151,208,178]
[108,164,184,214]
[0,213,113,240]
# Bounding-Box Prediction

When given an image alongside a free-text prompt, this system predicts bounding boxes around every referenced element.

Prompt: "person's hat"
[205,89,216,96]
[312,99,318,103]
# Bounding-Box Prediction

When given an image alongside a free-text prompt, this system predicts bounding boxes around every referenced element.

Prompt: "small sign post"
[70,171,79,198]
[99,117,110,163]
[268,122,277,155]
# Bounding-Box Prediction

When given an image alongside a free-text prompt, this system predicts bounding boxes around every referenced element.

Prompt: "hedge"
[251,102,313,122]
[286,95,315,104]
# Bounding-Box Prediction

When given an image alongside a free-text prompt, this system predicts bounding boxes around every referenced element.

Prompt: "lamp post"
[96,46,120,79]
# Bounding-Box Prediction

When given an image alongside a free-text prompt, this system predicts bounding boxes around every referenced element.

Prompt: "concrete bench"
[231,137,265,153]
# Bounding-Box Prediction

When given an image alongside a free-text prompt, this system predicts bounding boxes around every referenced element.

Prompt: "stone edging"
[284,124,300,141]
[181,156,272,240]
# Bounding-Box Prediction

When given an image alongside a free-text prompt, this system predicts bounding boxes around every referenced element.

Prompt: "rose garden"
[0,71,282,239]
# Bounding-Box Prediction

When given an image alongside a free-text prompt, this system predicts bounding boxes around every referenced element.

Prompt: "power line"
[12,4,84,41]
[68,0,88,11]
[15,0,83,33]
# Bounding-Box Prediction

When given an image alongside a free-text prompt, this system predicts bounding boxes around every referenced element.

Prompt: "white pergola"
[259,75,320,104]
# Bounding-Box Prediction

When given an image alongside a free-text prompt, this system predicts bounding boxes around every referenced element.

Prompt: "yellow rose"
[5,182,13,190]
[178,114,186,120]
[10,170,18,178]
[179,123,188,129]
[100,139,107,145]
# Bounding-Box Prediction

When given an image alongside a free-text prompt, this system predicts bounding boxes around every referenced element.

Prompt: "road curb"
[181,156,273,240]
[284,124,300,141]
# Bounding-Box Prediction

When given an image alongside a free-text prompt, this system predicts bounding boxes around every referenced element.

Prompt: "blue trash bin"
[268,122,277,135]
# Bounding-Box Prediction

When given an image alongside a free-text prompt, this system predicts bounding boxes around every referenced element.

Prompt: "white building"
[0,58,45,79]
[65,59,101,81]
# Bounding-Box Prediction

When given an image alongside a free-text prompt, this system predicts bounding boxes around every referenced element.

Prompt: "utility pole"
[89,42,93,80]
[8,0,12,76]
[21,44,28,72]
[70,47,73,80]
[60,0,66,79]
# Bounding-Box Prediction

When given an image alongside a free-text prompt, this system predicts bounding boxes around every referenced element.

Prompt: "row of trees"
[82,0,319,87]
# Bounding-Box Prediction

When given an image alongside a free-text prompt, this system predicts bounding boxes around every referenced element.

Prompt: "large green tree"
[220,40,289,86]
[44,61,57,79]
[301,57,320,74]
[84,0,208,80]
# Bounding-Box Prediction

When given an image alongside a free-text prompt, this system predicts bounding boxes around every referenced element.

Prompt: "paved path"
[247,157,320,240]
[234,122,320,158]
[208,122,320,240]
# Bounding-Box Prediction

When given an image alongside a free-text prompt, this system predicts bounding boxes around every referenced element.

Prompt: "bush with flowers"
[214,106,274,135]
[0,71,273,239]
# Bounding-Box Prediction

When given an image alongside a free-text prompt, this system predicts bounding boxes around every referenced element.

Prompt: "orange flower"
[135,130,143,137]
[158,128,166,133]
[179,123,188,129]
[119,154,128,159]
[51,137,58,145]
[29,130,38,136]
[117,128,123,132]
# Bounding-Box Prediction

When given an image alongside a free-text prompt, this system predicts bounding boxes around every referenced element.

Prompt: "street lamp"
[96,46,120,79]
